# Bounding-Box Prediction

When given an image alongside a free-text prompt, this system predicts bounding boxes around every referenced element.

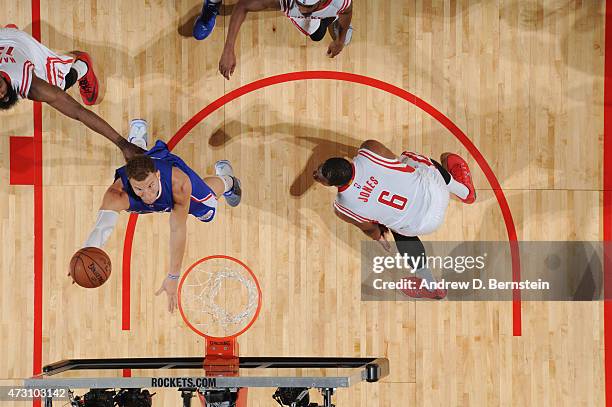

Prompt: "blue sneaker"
[193,1,220,40]
[214,160,241,207]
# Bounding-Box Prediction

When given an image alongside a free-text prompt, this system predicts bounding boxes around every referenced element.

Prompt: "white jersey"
[280,0,352,35]
[334,149,450,237]
[0,27,73,98]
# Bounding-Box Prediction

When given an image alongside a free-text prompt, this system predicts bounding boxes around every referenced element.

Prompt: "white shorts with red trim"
[392,166,450,237]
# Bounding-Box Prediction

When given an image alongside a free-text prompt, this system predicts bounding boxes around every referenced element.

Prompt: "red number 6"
[378,191,408,210]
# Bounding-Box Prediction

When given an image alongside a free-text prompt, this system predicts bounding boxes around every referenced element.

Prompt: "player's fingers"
[155,286,164,296]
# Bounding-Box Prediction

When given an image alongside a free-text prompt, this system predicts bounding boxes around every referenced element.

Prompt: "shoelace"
[450,164,468,183]
[80,78,92,93]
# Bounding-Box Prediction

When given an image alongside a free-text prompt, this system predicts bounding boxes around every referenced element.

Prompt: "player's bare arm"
[27,75,144,161]
[100,179,131,212]
[327,4,352,58]
[219,0,280,80]
[359,139,398,160]
[334,208,381,240]
[155,167,192,313]
[334,208,392,252]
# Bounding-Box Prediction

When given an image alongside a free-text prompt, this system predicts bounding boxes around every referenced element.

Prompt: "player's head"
[126,155,161,204]
[295,0,321,16]
[313,157,353,187]
[0,77,18,110]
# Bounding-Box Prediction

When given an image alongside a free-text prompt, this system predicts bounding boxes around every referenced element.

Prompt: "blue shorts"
[147,140,218,223]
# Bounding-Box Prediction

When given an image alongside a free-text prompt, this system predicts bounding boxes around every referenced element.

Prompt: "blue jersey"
[114,140,217,222]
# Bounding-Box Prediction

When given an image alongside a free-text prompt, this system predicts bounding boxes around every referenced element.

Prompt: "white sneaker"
[332,21,353,46]
[128,119,149,150]
[214,160,242,207]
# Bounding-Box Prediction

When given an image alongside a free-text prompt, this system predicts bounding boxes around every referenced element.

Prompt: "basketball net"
[180,266,259,337]
[178,256,262,379]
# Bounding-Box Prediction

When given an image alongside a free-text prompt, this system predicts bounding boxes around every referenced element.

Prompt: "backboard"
[22,356,390,406]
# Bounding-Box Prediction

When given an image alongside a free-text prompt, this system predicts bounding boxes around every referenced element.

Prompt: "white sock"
[208,0,221,4]
[447,177,469,200]
[415,267,436,284]
[72,60,88,80]
[219,175,234,193]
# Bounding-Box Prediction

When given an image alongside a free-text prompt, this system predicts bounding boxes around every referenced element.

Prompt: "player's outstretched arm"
[156,169,192,313]
[27,75,144,161]
[219,0,280,80]
[327,4,353,58]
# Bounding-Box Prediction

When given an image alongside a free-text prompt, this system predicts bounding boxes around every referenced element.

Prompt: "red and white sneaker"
[399,277,447,300]
[440,152,476,204]
[71,51,99,105]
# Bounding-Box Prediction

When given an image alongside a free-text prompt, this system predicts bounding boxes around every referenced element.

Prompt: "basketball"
[69,247,112,288]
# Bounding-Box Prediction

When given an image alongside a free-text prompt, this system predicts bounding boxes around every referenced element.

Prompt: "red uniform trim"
[358,150,414,172]
[338,0,351,13]
[45,57,54,85]
[191,193,214,203]
[318,0,333,11]
[45,56,73,86]
[358,148,403,164]
[289,17,310,35]
[19,61,34,97]
[401,151,433,166]
[334,201,375,224]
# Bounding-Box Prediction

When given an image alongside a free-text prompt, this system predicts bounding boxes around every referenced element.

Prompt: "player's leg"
[438,153,476,204]
[127,119,149,151]
[202,176,226,197]
[193,0,222,40]
[66,51,99,105]
[400,151,475,204]
[311,17,336,42]
[209,160,242,207]
[431,158,470,201]
[390,232,446,299]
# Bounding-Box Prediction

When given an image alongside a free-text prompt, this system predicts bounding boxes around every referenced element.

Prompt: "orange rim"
[178,255,262,341]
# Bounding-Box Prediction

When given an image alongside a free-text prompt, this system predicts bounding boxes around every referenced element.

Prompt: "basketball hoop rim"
[177,255,262,341]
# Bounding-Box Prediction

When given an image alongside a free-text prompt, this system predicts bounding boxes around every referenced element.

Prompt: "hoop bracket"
[204,338,239,376]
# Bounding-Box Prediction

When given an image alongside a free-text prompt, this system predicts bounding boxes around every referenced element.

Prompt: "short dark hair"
[126,154,156,181]
[0,79,18,110]
[321,157,352,186]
